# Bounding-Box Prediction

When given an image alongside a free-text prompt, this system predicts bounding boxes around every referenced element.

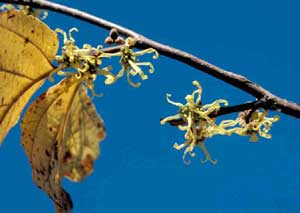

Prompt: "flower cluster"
[54,28,113,96]
[101,37,159,87]
[161,81,279,164]
[223,109,279,142]
[53,28,159,95]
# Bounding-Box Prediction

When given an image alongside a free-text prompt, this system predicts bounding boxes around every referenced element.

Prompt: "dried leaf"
[0,9,58,143]
[21,77,106,212]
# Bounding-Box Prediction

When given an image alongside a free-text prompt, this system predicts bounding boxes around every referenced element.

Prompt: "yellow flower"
[161,81,280,164]
[101,37,159,87]
[161,81,229,164]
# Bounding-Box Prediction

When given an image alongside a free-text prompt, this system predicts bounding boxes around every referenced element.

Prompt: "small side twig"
[100,44,125,54]
[165,100,262,126]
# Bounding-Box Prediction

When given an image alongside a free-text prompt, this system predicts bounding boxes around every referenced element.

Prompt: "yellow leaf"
[21,77,106,212]
[0,9,58,143]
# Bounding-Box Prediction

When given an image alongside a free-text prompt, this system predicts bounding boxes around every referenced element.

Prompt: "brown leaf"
[21,77,106,212]
[0,9,59,143]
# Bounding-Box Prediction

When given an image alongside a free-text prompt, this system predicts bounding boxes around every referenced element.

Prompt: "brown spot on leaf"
[97,122,103,128]
[63,151,72,164]
[53,88,59,94]
[39,93,46,100]
[80,154,94,175]
[53,141,59,160]
[40,170,45,176]
[24,37,29,44]
[97,131,105,139]
[55,98,63,107]
[7,14,15,19]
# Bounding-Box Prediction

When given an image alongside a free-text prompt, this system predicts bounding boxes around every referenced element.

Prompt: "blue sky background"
[1,0,300,212]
